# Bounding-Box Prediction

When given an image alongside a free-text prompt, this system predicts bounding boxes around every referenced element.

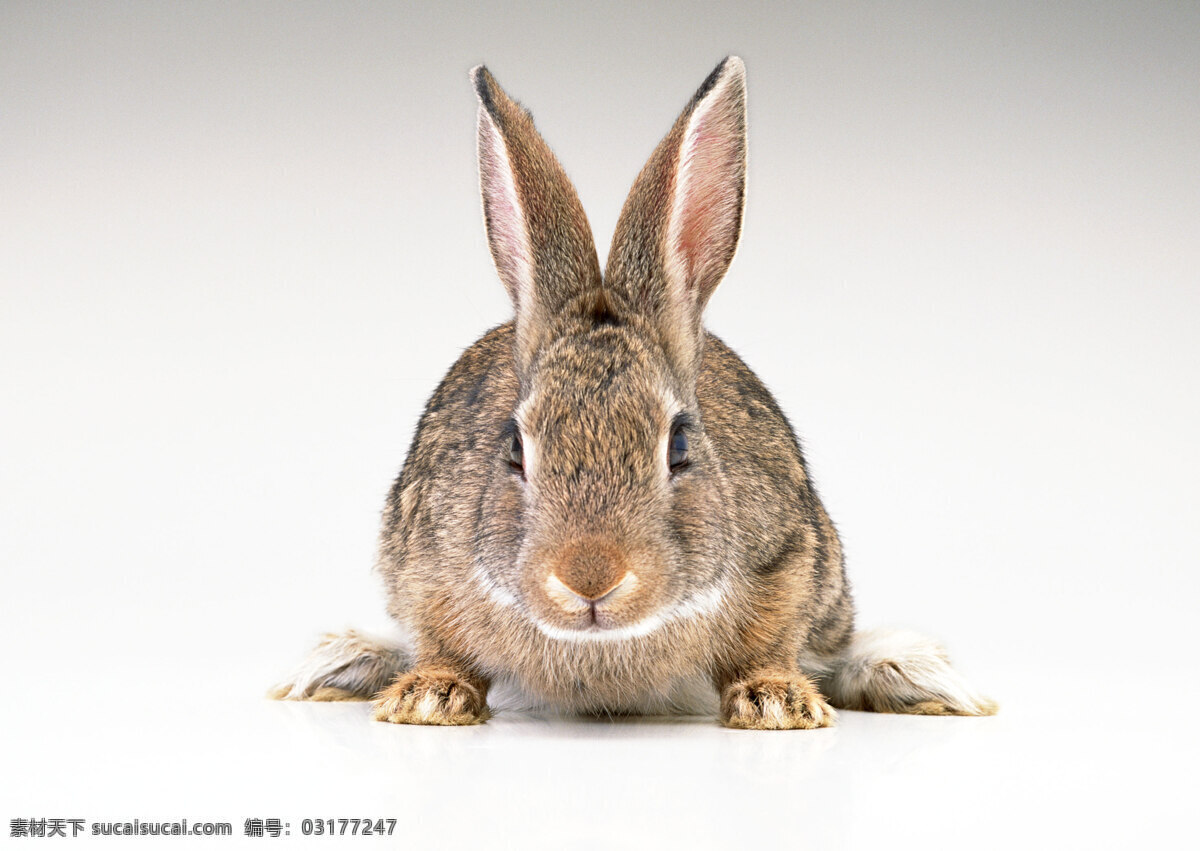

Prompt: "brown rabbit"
[273,57,996,728]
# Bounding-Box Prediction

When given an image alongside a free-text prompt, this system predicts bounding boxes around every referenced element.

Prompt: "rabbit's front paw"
[373,668,490,726]
[720,674,836,730]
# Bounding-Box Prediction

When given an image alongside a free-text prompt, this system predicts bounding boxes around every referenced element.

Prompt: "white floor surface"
[4,655,1193,849]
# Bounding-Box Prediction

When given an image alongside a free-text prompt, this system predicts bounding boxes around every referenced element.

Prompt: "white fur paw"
[721,674,836,730]
[270,630,408,701]
[373,669,490,726]
[824,628,998,716]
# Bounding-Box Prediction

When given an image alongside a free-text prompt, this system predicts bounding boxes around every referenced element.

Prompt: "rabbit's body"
[273,57,995,728]
[376,321,852,715]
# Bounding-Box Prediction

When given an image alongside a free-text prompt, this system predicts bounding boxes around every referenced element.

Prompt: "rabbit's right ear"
[472,66,602,372]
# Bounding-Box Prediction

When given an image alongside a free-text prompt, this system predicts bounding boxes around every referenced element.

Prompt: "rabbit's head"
[472,59,747,640]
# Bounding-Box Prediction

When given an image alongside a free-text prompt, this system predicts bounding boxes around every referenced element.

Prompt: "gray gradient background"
[2,1,1198,845]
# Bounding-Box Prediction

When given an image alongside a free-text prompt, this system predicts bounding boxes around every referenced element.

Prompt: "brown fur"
[366,57,860,729]
[721,673,836,730]
[374,668,491,726]
[270,58,994,727]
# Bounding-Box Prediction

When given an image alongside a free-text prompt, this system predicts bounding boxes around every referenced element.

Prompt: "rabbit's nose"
[545,542,637,609]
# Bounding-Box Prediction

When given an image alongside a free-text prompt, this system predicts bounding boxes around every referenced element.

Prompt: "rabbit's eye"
[668,424,689,472]
[508,431,524,473]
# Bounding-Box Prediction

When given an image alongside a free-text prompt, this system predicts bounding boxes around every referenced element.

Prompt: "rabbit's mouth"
[537,570,648,634]
[529,576,731,644]
[533,610,668,643]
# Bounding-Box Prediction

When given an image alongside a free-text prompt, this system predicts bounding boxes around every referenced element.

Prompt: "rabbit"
[272,57,996,728]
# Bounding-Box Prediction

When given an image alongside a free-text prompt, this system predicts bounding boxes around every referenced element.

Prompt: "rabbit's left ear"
[605,57,747,377]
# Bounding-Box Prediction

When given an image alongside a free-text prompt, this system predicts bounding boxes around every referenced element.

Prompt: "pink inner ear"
[478,107,534,305]
[666,79,744,303]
